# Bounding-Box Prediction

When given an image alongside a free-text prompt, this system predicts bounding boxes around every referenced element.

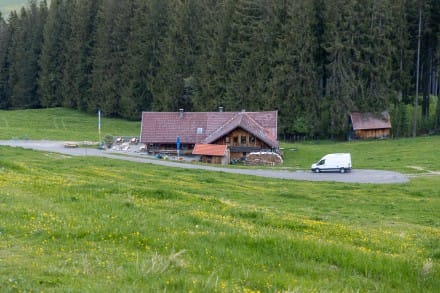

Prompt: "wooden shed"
[350,112,392,139]
[192,144,230,165]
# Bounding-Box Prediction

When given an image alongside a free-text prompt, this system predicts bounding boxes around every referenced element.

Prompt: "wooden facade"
[146,128,271,158]
[350,112,392,139]
[199,155,223,164]
[353,128,390,139]
[212,128,271,160]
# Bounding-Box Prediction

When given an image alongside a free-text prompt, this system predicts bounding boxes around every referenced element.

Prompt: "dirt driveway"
[0,140,409,184]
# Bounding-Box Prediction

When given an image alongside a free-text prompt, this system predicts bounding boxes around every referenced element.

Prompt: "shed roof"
[140,111,278,148]
[350,112,391,130]
[192,144,228,156]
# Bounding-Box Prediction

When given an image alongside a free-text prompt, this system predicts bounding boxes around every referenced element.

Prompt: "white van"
[311,153,352,173]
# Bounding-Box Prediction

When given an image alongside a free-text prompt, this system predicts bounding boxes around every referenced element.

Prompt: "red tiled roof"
[350,112,391,130]
[140,111,278,148]
[202,112,278,147]
[192,144,227,156]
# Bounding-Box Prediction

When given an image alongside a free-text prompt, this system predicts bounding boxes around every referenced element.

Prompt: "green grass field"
[0,108,439,291]
[281,137,440,173]
[0,108,140,141]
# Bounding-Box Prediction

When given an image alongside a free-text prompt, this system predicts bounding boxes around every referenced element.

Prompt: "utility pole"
[413,3,422,138]
[98,109,102,144]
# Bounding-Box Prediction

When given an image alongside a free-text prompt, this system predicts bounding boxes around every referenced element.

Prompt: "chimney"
[218,106,224,112]
[179,108,184,118]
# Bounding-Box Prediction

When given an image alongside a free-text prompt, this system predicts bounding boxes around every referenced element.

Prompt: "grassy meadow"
[0,108,439,292]
[281,136,440,173]
[0,108,140,141]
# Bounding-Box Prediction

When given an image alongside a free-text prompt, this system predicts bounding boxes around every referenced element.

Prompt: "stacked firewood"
[245,152,283,166]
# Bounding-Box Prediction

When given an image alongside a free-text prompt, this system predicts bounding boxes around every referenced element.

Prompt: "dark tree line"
[0,0,439,138]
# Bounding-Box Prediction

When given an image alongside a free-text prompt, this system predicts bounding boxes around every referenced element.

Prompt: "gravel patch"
[0,140,409,184]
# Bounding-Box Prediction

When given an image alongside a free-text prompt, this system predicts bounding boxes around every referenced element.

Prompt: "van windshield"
[318,159,325,165]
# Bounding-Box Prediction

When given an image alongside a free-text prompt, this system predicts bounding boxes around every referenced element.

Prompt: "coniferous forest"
[0,0,439,139]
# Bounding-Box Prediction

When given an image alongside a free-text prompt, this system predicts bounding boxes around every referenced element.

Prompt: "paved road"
[0,140,409,184]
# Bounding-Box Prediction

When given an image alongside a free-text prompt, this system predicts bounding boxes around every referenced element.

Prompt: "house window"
[241,136,247,145]
[249,136,255,145]
[225,137,230,143]
[233,136,238,145]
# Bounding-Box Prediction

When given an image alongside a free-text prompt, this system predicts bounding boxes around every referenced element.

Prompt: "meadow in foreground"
[0,145,439,292]
[0,108,439,291]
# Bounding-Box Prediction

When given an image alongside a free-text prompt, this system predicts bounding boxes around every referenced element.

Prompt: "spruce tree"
[0,12,10,108]
[6,1,46,109]
[223,0,271,111]
[190,0,232,111]
[321,0,357,137]
[420,0,440,120]
[390,0,413,137]
[351,0,395,112]
[269,0,320,137]
[39,0,69,107]
[152,0,202,111]
[89,0,131,116]
[119,0,166,119]
[62,0,99,111]
[8,8,29,108]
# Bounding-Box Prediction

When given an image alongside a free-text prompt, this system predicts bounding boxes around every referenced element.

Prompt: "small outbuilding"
[350,111,392,139]
[192,144,230,165]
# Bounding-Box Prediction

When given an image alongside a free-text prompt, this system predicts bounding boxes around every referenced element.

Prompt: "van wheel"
[340,168,345,174]
[315,168,320,173]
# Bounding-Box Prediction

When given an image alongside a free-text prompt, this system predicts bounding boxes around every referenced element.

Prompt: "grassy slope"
[0,108,439,291]
[0,108,140,141]
[281,136,440,173]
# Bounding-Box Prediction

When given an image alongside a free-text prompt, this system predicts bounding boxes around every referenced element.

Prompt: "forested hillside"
[0,0,439,138]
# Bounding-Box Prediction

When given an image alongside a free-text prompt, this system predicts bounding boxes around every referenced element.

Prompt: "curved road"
[0,140,409,184]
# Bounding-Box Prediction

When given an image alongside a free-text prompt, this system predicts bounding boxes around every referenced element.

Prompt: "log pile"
[245,152,283,166]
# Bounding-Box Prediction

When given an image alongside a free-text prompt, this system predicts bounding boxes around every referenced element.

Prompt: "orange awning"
[192,144,227,156]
